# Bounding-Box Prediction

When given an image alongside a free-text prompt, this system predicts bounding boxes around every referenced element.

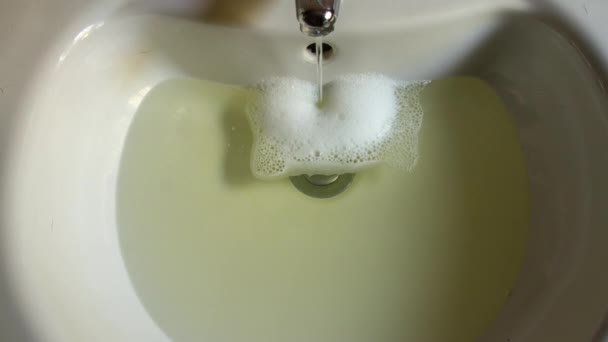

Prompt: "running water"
[316,37,323,103]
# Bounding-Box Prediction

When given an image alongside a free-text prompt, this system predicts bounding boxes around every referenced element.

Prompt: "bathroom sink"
[1,1,608,341]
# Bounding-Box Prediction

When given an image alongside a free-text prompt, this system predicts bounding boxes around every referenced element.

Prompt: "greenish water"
[116,77,528,342]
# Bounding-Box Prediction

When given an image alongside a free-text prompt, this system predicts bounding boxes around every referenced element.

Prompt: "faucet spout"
[295,0,340,37]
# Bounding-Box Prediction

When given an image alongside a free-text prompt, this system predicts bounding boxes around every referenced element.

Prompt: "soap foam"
[247,73,429,179]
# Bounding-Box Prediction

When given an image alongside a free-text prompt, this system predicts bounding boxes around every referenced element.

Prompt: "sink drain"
[290,174,354,199]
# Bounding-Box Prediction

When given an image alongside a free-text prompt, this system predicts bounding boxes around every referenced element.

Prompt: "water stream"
[316,37,323,103]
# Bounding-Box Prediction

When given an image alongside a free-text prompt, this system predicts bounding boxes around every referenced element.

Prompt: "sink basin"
[1,1,608,341]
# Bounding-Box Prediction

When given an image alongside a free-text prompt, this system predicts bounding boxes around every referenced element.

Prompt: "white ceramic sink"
[1,1,608,341]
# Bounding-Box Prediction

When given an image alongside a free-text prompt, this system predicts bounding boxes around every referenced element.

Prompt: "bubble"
[246,73,429,179]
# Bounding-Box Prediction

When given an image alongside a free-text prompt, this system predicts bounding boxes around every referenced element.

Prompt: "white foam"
[247,73,429,179]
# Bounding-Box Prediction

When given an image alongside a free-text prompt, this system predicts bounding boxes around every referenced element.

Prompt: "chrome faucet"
[295,0,340,37]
